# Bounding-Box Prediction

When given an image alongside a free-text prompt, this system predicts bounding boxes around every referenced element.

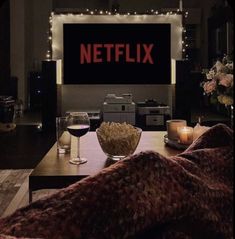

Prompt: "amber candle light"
[177,126,193,145]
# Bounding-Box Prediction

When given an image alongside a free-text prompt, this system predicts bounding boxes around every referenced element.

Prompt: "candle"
[193,123,210,141]
[177,126,193,145]
[166,119,187,141]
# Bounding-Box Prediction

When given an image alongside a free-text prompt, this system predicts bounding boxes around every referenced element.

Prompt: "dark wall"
[0,0,10,95]
[52,0,109,10]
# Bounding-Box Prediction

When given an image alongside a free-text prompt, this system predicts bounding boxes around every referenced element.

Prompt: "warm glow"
[50,14,183,61]
[177,126,193,145]
[56,60,62,84]
[171,59,176,84]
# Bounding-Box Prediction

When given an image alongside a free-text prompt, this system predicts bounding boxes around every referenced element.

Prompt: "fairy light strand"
[46,9,188,60]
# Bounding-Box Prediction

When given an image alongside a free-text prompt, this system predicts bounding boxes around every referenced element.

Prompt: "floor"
[0,169,57,218]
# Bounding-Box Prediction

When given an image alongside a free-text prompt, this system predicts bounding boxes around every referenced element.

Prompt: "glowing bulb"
[100,11,103,14]
[90,11,94,14]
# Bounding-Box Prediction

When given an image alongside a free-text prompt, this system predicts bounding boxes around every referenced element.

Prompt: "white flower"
[206,70,216,80]
[214,60,224,72]
[226,62,233,70]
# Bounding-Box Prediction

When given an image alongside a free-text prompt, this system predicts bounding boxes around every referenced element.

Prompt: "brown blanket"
[0,124,233,239]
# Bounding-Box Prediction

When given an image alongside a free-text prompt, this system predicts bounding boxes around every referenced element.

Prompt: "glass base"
[57,147,70,154]
[69,158,87,165]
[106,154,127,161]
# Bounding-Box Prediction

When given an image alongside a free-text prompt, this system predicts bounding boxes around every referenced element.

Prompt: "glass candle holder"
[177,126,193,145]
[166,119,187,141]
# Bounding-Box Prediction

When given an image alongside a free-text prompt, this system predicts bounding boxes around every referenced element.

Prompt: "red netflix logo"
[80,43,154,64]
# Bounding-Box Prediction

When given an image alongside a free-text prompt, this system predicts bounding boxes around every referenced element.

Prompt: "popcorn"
[97,122,141,157]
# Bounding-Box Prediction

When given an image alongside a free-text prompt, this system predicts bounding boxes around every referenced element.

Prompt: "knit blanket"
[0,124,233,239]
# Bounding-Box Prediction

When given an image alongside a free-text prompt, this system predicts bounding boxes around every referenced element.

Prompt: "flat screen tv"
[63,23,171,84]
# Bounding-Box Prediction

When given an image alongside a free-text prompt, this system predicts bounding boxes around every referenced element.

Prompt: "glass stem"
[77,137,80,159]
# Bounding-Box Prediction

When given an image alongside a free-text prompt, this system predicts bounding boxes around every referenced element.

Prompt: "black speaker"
[28,71,42,110]
[174,60,191,122]
[41,60,60,132]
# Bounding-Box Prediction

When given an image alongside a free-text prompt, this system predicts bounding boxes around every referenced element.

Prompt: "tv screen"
[63,23,171,84]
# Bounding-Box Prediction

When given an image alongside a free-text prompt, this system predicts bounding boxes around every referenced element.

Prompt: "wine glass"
[67,112,90,165]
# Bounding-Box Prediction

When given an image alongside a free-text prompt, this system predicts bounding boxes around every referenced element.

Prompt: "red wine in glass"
[67,125,90,137]
[67,112,90,165]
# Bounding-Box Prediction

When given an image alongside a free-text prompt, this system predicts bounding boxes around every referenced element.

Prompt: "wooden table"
[29,131,182,202]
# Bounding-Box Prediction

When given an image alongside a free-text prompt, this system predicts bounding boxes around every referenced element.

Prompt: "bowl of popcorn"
[96,122,142,160]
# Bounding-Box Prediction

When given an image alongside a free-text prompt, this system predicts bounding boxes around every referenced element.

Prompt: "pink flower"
[203,80,216,94]
[218,74,233,87]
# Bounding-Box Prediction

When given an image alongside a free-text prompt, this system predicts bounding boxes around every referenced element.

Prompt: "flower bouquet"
[202,56,233,106]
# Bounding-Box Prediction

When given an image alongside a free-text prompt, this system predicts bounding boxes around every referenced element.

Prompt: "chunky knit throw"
[0,124,233,239]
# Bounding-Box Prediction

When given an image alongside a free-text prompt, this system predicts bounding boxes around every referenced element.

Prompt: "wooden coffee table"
[29,131,183,202]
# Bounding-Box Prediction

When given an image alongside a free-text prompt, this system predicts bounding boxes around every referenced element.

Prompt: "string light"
[46,9,188,60]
